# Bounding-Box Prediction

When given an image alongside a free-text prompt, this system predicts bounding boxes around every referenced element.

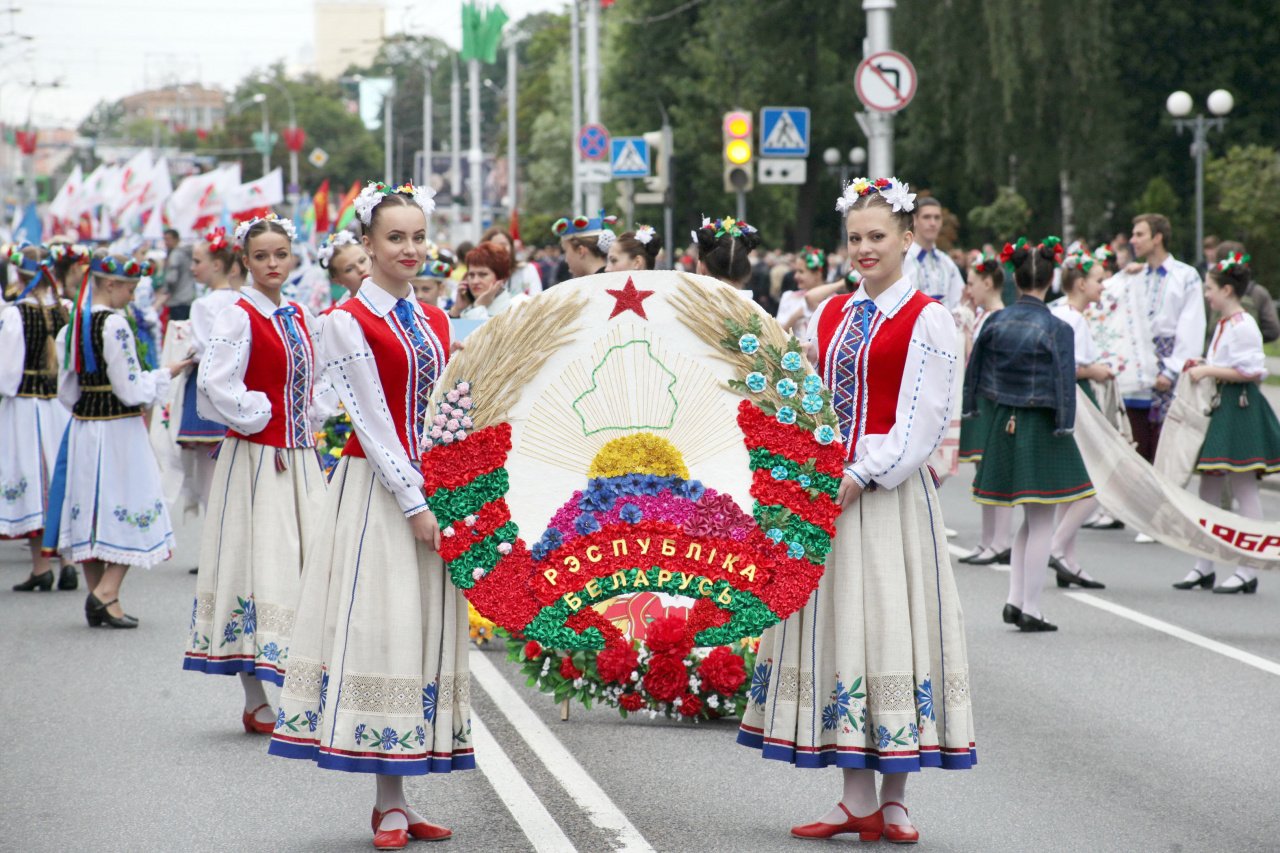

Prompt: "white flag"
[48,164,83,219]
[227,168,284,214]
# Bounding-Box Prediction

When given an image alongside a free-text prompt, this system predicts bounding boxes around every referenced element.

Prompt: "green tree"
[967,187,1031,244]
[1206,145,1280,289]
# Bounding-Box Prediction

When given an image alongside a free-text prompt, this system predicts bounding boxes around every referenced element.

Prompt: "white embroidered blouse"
[55,306,171,409]
[1207,311,1267,379]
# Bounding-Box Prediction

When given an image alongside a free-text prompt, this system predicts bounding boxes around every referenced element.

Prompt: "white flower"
[834,181,861,215]
[317,230,359,268]
[234,213,298,247]
[634,225,655,245]
[355,181,437,226]
[442,526,455,538]
[472,568,484,580]
[707,695,719,709]
[881,178,917,213]
[497,542,512,555]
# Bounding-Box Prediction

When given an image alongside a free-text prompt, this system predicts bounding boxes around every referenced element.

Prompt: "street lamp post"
[1166,88,1233,268]
[263,80,298,201]
[824,146,867,244]
[252,92,270,178]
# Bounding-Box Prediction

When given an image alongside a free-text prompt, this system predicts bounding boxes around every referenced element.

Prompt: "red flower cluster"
[645,614,693,657]
[642,653,689,703]
[699,645,748,695]
[437,499,512,562]
[618,692,645,712]
[421,422,512,494]
[678,694,703,717]
[750,469,839,534]
[559,657,583,680]
[737,401,845,476]
[595,644,639,685]
[523,640,542,660]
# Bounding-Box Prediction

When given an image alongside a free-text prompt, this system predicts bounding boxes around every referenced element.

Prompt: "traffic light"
[722,110,753,193]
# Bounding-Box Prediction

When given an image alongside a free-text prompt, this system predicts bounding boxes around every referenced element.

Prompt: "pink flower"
[441,433,454,444]
[461,417,473,429]
[457,382,471,394]
[464,514,477,526]
[433,414,447,426]
[497,542,512,555]
[430,426,443,439]
[442,526,455,538]
[459,396,473,409]
[447,419,460,431]
[454,430,467,440]
[446,390,460,403]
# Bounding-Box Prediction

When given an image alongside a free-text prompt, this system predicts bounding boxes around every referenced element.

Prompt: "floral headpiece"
[970,251,1000,275]
[845,268,862,287]
[695,216,756,240]
[353,181,436,227]
[1063,251,1095,274]
[317,230,360,269]
[5,242,42,274]
[420,258,454,279]
[90,255,156,279]
[1093,244,1116,263]
[48,242,90,266]
[204,227,231,255]
[999,236,1064,268]
[552,210,618,238]
[1214,251,1251,274]
[835,176,917,214]
[234,213,298,248]
[634,224,657,245]
[799,245,825,270]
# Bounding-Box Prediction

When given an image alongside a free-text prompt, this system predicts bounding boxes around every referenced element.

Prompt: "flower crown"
[5,242,42,273]
[354,181,437,226]
[317,230,360,269]
[999,236,1064,268]
[234,213,298,248]
[1063,251,1095,274]
[552,211,618,238]
[835,176,917,214]
[48,243,91,265]
[420,258,453,279]
[695,216,757,241]
[1093,244,1116,263]
[634,224,657,245]
[845,268,862,286]
[90,255,156,279]
[799,245,825,270]
[1214,251,1251,274]
[970,251,1000,275]
[204,226,232,255]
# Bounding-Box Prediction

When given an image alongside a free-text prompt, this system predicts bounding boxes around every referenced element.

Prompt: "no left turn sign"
[855,50,918,113]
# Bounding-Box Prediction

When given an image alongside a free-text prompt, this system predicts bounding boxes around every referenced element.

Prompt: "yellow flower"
[331,448,343,458]
[850,178,872,196]
[588,433,690,479]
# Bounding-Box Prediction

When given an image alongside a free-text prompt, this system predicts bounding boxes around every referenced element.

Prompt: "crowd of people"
[2,169,1275,847]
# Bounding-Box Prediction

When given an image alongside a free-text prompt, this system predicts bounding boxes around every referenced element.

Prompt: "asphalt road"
[3,479,1280,853]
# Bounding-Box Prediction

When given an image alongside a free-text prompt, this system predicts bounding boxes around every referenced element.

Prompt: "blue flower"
[745,371,767,393]
[579,480,617,512]
[354,723,366,743]
[619,503,643,523]
[877,725,893,749]
[802,374,823,394]
[239,597,257,636]
[222,621,239,645]
[908,722,920,743]
[275,708,286,730]
[189,597,197,631]
[801,393,824,414]
[379,727,399,750]
[814,424,836,445]
[415,725,426,746]
[738,333,760,354]
[776,378,798,398]
[422,683,438,723]
[749,662,771,705]
[574,512,601,535]
[916,678,935,722]
[832,679,851,712]
[261,642,280,662]
[770,465,789,481]
[305,710,319,732]
[672,479,705,501]
[532,528,564,561]
[776,406,797,425]
[781,351,803,372]
[787,542,805,559]
[319,672,329,715]
[822,703,841,731]
[765,528,784,543]
[797,474,812,488]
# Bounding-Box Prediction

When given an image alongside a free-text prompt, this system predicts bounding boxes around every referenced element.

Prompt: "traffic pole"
[861,0,895,177]
[468,57,483,242]
[583,0,602,213]
[451,56,463,240]
[570,0,582,213]
[736,187,746,223]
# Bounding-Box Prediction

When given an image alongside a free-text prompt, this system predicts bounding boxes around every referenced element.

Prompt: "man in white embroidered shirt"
[902,197,963,309]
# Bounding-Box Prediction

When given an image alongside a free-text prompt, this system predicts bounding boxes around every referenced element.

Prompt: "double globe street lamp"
[1166,88,1233,267]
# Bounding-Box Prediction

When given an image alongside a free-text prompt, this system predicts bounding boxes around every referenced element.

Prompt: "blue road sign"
[610,137,650,178]
[578,123,611,161]
[760,107,810,157]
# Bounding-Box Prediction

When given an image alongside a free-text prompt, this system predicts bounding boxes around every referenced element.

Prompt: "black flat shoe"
[1083,518,1125,530]
[57,565,78,591]
[1050,558,1106,589]
[13,570,54,591]
[957,548,983,565]
[98,598,138,629]
[1172,571,1215,590]
[86,592,106,627]
[1018,613,1058,632]
[994,548,1011,565]
[1213,574,1258,595]
[1002,603,1022,624]
[970,548,1008,566]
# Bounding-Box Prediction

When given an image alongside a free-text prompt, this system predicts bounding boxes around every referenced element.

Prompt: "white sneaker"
[1134,533,1155,544]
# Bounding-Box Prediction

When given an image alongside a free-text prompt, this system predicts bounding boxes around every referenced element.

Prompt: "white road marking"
[1065,591,1280,677]
[469,650,656,852]
[471,712,578,853]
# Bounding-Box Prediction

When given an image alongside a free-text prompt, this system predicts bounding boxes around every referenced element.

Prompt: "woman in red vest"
[739,178,975,845]
[184,214,333,732]
[269,182,464,850]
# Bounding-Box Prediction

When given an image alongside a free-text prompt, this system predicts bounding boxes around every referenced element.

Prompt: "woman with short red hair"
[447,241,513,320]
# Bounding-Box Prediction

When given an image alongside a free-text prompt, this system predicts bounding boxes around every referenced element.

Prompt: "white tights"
[1188,473,1261,583]
[1009,504,1056,618]
[1051,497,1099,579]
[981,505,1012,553]
[817,769,911,826]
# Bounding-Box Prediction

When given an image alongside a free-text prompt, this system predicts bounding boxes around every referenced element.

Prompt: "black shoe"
[1002,603,1022,625]
[188,567,199,575]
[57,565,78,591]
[1172,571,1215,591]
[1051,557,1106,589]
[86,592,106,626]
[1018,612,1058,632]
[1213,574,1259,595]
[1083,518,1125,530]
[98,597,138,629]
[970,548,1008,566]
[13,570,54,591]
[994,548,1012,565]
[957,548,982,565]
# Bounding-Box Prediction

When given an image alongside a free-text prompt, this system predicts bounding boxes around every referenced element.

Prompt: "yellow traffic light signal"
[723,110,754,192]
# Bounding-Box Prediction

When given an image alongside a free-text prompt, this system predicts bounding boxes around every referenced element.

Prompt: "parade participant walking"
[604,225,662,272]
[740,177,975,845]
[183,214,332,732]
[1045,252,1112,589]
[956,253,1011,566]
[965,237,1093,632]
[317,231,370,316]
[776,246,826,336]
[902,197,963,309]
[447,242,513,321]
[269,182,467,850]
[1174,253,1280,594]
[554,211,616,279]
[2,243,77,591]
[55,252,186,627]
[483,225,543,297]
[693,216,760,287]
[161,229,197,321]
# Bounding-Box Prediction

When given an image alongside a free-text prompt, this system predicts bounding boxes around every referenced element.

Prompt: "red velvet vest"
[338,296,450,460]
[225,299,317,448]
[816,289,931,462]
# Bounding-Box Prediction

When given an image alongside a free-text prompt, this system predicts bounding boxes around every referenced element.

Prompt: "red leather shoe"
[372,807,453,842]
[373,808,409,850]
[241,704,274,734]
[880,802,920,844]
[791,803,884,840]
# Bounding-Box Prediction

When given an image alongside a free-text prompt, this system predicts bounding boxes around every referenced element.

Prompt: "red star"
[606,276,656,320]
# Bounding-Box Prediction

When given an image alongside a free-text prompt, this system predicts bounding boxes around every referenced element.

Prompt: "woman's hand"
[168,358,194,377]
[1186,365,1213,383]
[1086,362,1114,381]
[837,475,864,509]
[409,509,442,551]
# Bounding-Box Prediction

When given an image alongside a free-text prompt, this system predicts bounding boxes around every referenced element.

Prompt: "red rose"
[618,692,645,712]
[678,693,702,717]
[645,614,692,656]
[559,657,583,680]
[642,653,689,703]
[699,646,747,695]
[595,645,640,685]
[523,640,542,660]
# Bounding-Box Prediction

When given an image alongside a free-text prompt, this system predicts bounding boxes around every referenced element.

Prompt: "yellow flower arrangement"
[468,601,497,645]
[587,433,690,480]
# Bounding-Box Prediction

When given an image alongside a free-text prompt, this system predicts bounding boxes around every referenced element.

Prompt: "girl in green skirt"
[1175,253,1280,594]
[963,238,1094,632]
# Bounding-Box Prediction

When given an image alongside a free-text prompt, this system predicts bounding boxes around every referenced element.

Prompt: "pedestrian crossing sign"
[610,137,650,179]
[760,107,810,157]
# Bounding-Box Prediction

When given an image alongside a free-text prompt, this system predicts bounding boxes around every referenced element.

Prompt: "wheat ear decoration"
[670,273,793,372]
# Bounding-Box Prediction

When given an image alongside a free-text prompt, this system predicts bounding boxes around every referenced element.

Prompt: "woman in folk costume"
[739,177,975,845]
[318,230,370,318]
[56,251,188,628]
[956,253,1012,567]
[965,237,1094,632]
[1174,253,1280,594]
[604,224,663,273]
[268,183,465,850]
[3,242,77,591]
[183,214,334,733]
